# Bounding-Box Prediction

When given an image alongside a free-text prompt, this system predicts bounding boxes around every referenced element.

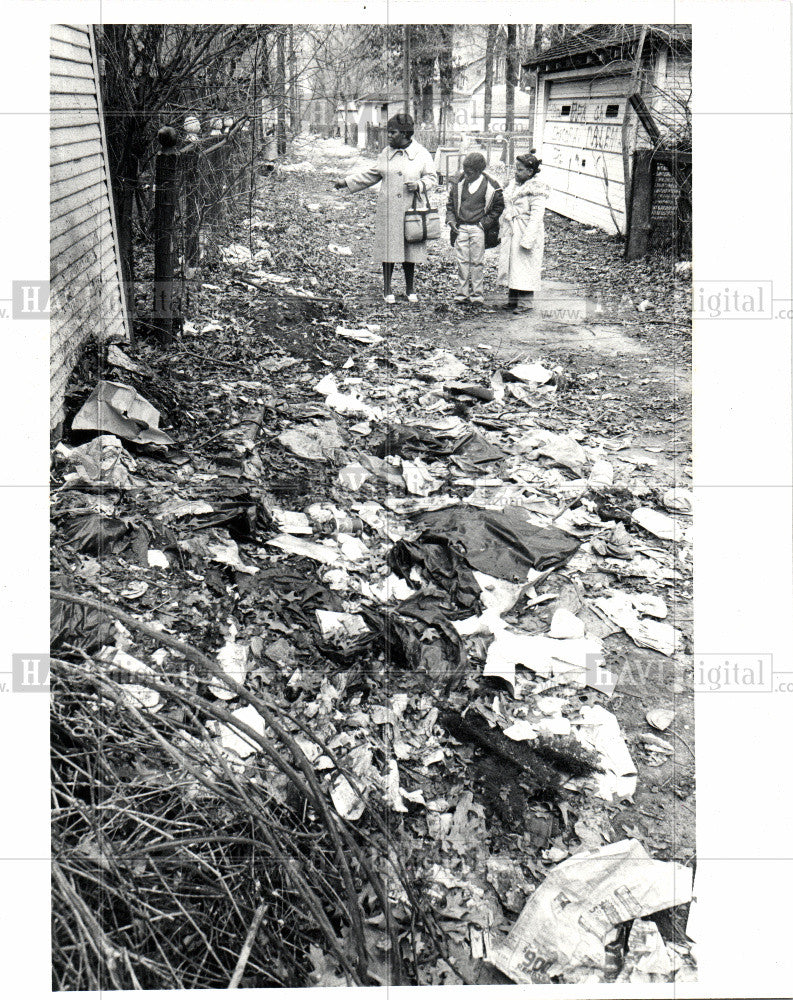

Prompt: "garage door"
[542,76,631,233]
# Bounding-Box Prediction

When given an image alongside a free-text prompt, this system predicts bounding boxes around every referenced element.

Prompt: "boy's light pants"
[455,223,485,301]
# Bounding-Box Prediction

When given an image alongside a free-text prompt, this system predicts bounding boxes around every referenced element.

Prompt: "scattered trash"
[588,459,614,488]
[549,608,585,639]
[107,345,144,373]
[591,523,634,560]
[577,704,637,800]
[147,549,170,569]
[97,647,160,709]
[221,243,252,264]
[203,535,259,574]
[335,326,384,345]
[411,505,580,582]
[278,421,345,460]
[483,632,603,690]
[279,160,317,174]
[65,512,128,555]
[594,593,679,656]
[487,839,693,983]
[327,243,352,255]
[315,610,369,641]
[217,704,267,758]
[506,362,554,385]
[444,382,495,403]
[425,350,467,380]
[617,919,674,981]
[209,631,249,700]
[662,488,693,514]
[58,435,139,490]
[338,463,371,491]
[486,857,534,912]
[72,380,174,445]
[632,507,676,540]
[265,534,341,565]
[516,429,588,476]
[271,509,313,535]
[646,708,675,731]
[641,733,675,755]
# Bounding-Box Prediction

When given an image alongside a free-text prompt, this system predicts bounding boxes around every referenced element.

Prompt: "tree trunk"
[438,25,454,142]
[288,25,299,134]
[483,25,497,132]
[276,28,287,154]
[403,26,411,115]
[505,25,517,133]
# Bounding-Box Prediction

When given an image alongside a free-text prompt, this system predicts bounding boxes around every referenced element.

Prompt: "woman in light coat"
[335,113,437,304]
[497,151,550,312]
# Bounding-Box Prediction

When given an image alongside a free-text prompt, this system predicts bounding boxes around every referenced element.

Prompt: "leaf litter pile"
[51,136,695,988]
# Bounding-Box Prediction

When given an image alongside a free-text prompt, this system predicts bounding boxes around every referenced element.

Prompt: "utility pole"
[403,25,411,115]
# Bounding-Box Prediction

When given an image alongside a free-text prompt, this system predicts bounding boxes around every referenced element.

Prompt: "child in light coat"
[498,151,549,312]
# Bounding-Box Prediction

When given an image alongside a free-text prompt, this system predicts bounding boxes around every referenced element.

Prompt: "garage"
[524,25,693,236]
[542,76,631,233]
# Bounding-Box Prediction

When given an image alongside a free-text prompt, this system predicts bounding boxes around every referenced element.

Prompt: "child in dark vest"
[446,152,504,305]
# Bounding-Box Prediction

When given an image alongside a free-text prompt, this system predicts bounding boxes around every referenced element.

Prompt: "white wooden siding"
[542,75,632,233]
[50,23,129,431]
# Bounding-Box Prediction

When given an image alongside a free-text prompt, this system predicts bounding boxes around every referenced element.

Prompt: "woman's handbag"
[404,189,441,243]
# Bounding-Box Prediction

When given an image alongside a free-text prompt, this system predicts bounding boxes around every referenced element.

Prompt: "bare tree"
[275,28,287,154]
[505,25,517,133]
[97,24,272,306]
[483,25,499,132]
[300,26,386,141]
[437,25,454,141]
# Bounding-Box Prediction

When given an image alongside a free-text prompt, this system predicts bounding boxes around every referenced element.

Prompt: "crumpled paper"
[58,434,139,489]
[487,839,693,983]
[577,704,637,800]
[72,380,174,445]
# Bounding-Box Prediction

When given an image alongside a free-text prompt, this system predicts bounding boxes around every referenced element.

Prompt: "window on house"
[560,105,571,116]
[605,104,620,118]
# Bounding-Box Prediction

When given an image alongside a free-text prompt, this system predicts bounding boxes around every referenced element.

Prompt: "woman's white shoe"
[383,293,396,304]
[406,293,418,303]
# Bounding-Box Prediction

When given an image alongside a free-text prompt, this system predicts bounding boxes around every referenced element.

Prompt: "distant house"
[350,90,472,147]
[50,24,130,433]
[466,82,534,133]
[524,24,692,234]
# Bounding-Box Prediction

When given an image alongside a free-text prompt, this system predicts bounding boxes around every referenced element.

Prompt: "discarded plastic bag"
[72,380,174,445]
[487,838,693,983]
[388,536,481,612]
[59,434,139,490]
[65,512,129,555]
[413,505,580,582]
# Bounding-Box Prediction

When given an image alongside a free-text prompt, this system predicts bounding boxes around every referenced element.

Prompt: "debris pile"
[51,147,694,987]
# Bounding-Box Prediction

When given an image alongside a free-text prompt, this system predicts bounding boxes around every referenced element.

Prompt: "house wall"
[50,24,129,431]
